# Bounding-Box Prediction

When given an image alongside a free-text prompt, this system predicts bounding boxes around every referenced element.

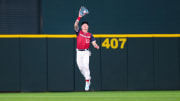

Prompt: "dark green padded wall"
[0,39,20,91]
[128,38,153,90]
[20,39,47,91]
[47,38,74,91]
[154,38,179,90]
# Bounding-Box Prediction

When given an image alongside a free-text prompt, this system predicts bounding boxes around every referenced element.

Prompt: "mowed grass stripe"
[0,91,180,101]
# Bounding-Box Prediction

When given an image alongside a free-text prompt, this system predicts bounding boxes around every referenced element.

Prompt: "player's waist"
[76,48,89,51]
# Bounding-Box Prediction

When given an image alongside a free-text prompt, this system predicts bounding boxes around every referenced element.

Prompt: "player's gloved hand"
[79,6,88,17]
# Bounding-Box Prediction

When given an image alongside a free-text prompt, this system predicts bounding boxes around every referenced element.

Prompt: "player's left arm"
[91,34,99,49]
[92,41,99,49]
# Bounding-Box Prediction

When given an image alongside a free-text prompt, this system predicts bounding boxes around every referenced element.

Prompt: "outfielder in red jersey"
[74,9,99,91]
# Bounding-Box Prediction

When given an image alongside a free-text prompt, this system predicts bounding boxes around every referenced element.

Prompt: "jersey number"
[86,39,90,43]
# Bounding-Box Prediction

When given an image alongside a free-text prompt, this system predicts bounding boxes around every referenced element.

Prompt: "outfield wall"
[0,0,179,91]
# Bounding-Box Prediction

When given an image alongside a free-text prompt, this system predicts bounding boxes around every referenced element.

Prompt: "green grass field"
[0,91,180,101]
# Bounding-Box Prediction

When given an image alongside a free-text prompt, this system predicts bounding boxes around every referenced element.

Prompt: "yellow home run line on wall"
[0,34,179,38]
[94,34,180,38]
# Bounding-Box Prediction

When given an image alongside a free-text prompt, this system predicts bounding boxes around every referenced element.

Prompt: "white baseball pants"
[76,49,91,80]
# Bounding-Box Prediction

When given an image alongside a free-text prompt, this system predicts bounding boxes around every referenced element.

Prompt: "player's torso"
[77,30,91,49]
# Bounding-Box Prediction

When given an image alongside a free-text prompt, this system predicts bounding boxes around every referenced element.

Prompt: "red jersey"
[76,30,93,49]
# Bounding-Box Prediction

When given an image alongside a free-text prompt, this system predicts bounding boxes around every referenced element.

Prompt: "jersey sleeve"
[90,34,96,42]
[75,29,80,36]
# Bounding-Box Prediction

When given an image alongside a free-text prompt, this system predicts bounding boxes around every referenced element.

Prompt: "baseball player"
[74,8,99,91]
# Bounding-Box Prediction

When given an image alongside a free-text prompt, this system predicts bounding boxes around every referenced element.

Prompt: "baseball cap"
[81,21,89,26]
